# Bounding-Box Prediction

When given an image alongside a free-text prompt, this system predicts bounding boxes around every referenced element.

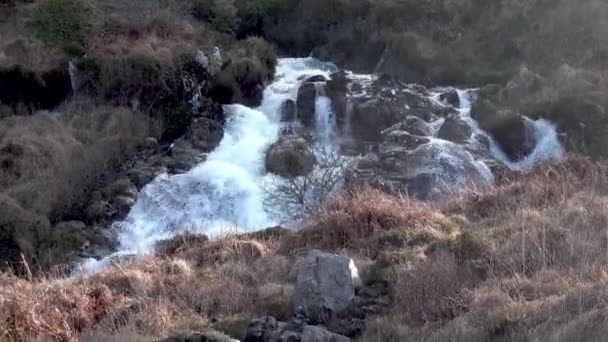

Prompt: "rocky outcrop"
[438,116,472,144]
[245,315,351,342]
[265,137,316,178]
[350,139,492,200]
[159,330,238,342]
[294,250,361,323]
[471,101,536,161]
[345,75,456,150]
[296,80,317,128]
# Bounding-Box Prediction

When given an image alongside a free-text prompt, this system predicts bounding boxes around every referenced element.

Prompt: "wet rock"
[265,137,316,178]
[348,77,455,144]
[128,163,167,189]
[439,90,460,107]
[472,101,536,161]
[438,116,472,144]
[296,82,317,127]
[326,71,349,129]
[294,250,360,323]
[244,316,351,342]
[350,137,493,200]
[381,131,430,151]
[280,99,297,122]
[303,75,328,83]
[184,118,224,152]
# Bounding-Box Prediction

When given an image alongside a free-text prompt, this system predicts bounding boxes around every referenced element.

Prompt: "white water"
[81,58,338,271]
[80,58,564,272]
[455,89,564,171]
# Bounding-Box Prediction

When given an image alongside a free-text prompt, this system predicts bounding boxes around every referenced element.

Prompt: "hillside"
[3,158,608,341]
[2,0,608,341]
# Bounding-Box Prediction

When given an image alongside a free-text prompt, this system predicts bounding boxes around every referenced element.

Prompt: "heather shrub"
[193,0,239,33]
[29,0,95,50]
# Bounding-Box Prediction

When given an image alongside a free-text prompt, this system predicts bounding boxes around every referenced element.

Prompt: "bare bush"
[265,147,348,221]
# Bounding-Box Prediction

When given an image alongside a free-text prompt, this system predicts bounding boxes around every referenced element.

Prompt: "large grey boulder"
[265,137,316,178]
[294,250,360,323]
[438,116,472,144]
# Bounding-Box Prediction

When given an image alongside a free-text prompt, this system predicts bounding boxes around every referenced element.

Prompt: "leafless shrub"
[265,147,348,221]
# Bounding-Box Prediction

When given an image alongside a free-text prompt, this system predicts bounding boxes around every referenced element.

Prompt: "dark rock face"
[347,75,456,146]
[439,90,460,107]
[472,102,536,161]
[296,81,317,128]
[326,71,348,128]
[350,140,492,200]
[265,137,316,178]
[438,116,472,144]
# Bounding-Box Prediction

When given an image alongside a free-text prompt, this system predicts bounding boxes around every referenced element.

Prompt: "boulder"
[349,140,493,200]
[438,116,472,144]
[185,118,224,152]
[439,90,460,107]
[244,316,351,342]
[159,330,237,342]
[326,71,349,129]
[265,137,316,178]
[471,102,536,161]
[294,250,360,323]
[296,82,317,128]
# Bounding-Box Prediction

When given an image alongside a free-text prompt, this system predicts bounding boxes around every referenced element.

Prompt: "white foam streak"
[456,90,564,171]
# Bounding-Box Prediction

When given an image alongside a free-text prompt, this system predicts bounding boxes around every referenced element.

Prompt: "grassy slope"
[3,157,608,341]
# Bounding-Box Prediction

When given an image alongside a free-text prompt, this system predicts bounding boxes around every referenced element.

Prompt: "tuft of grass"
[29,0,96,50]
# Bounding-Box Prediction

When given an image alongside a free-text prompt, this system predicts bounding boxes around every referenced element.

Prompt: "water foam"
[456,89,564,171]
[113,58,336,255]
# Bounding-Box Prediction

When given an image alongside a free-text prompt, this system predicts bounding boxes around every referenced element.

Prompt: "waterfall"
[455,90,564,171]
[79,58,564,272]
[314,83,337,145]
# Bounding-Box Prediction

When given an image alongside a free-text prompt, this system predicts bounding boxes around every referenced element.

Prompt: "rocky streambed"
[77,58,563,270]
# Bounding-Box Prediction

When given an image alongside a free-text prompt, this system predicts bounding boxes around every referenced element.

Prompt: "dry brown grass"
[4,157,608,341]
[0,235,295,341]
[279,186,458,256]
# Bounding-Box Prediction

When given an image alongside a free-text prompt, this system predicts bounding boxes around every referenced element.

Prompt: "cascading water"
[455,89,564,171]
[81,58,564,272]
[81,58,337,271]
[314,83,337,145]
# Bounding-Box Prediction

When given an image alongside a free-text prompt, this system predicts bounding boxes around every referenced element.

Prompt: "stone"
[296,82,317,128]
[244,316,351,342]
[294,250,360,323]
[159,330,238,342]
[471,102,536,161]
[265,137,316,178]
[185,118,224,152]
[438,116,472,144]
[302,325,351,342]
[439,89,460,107]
